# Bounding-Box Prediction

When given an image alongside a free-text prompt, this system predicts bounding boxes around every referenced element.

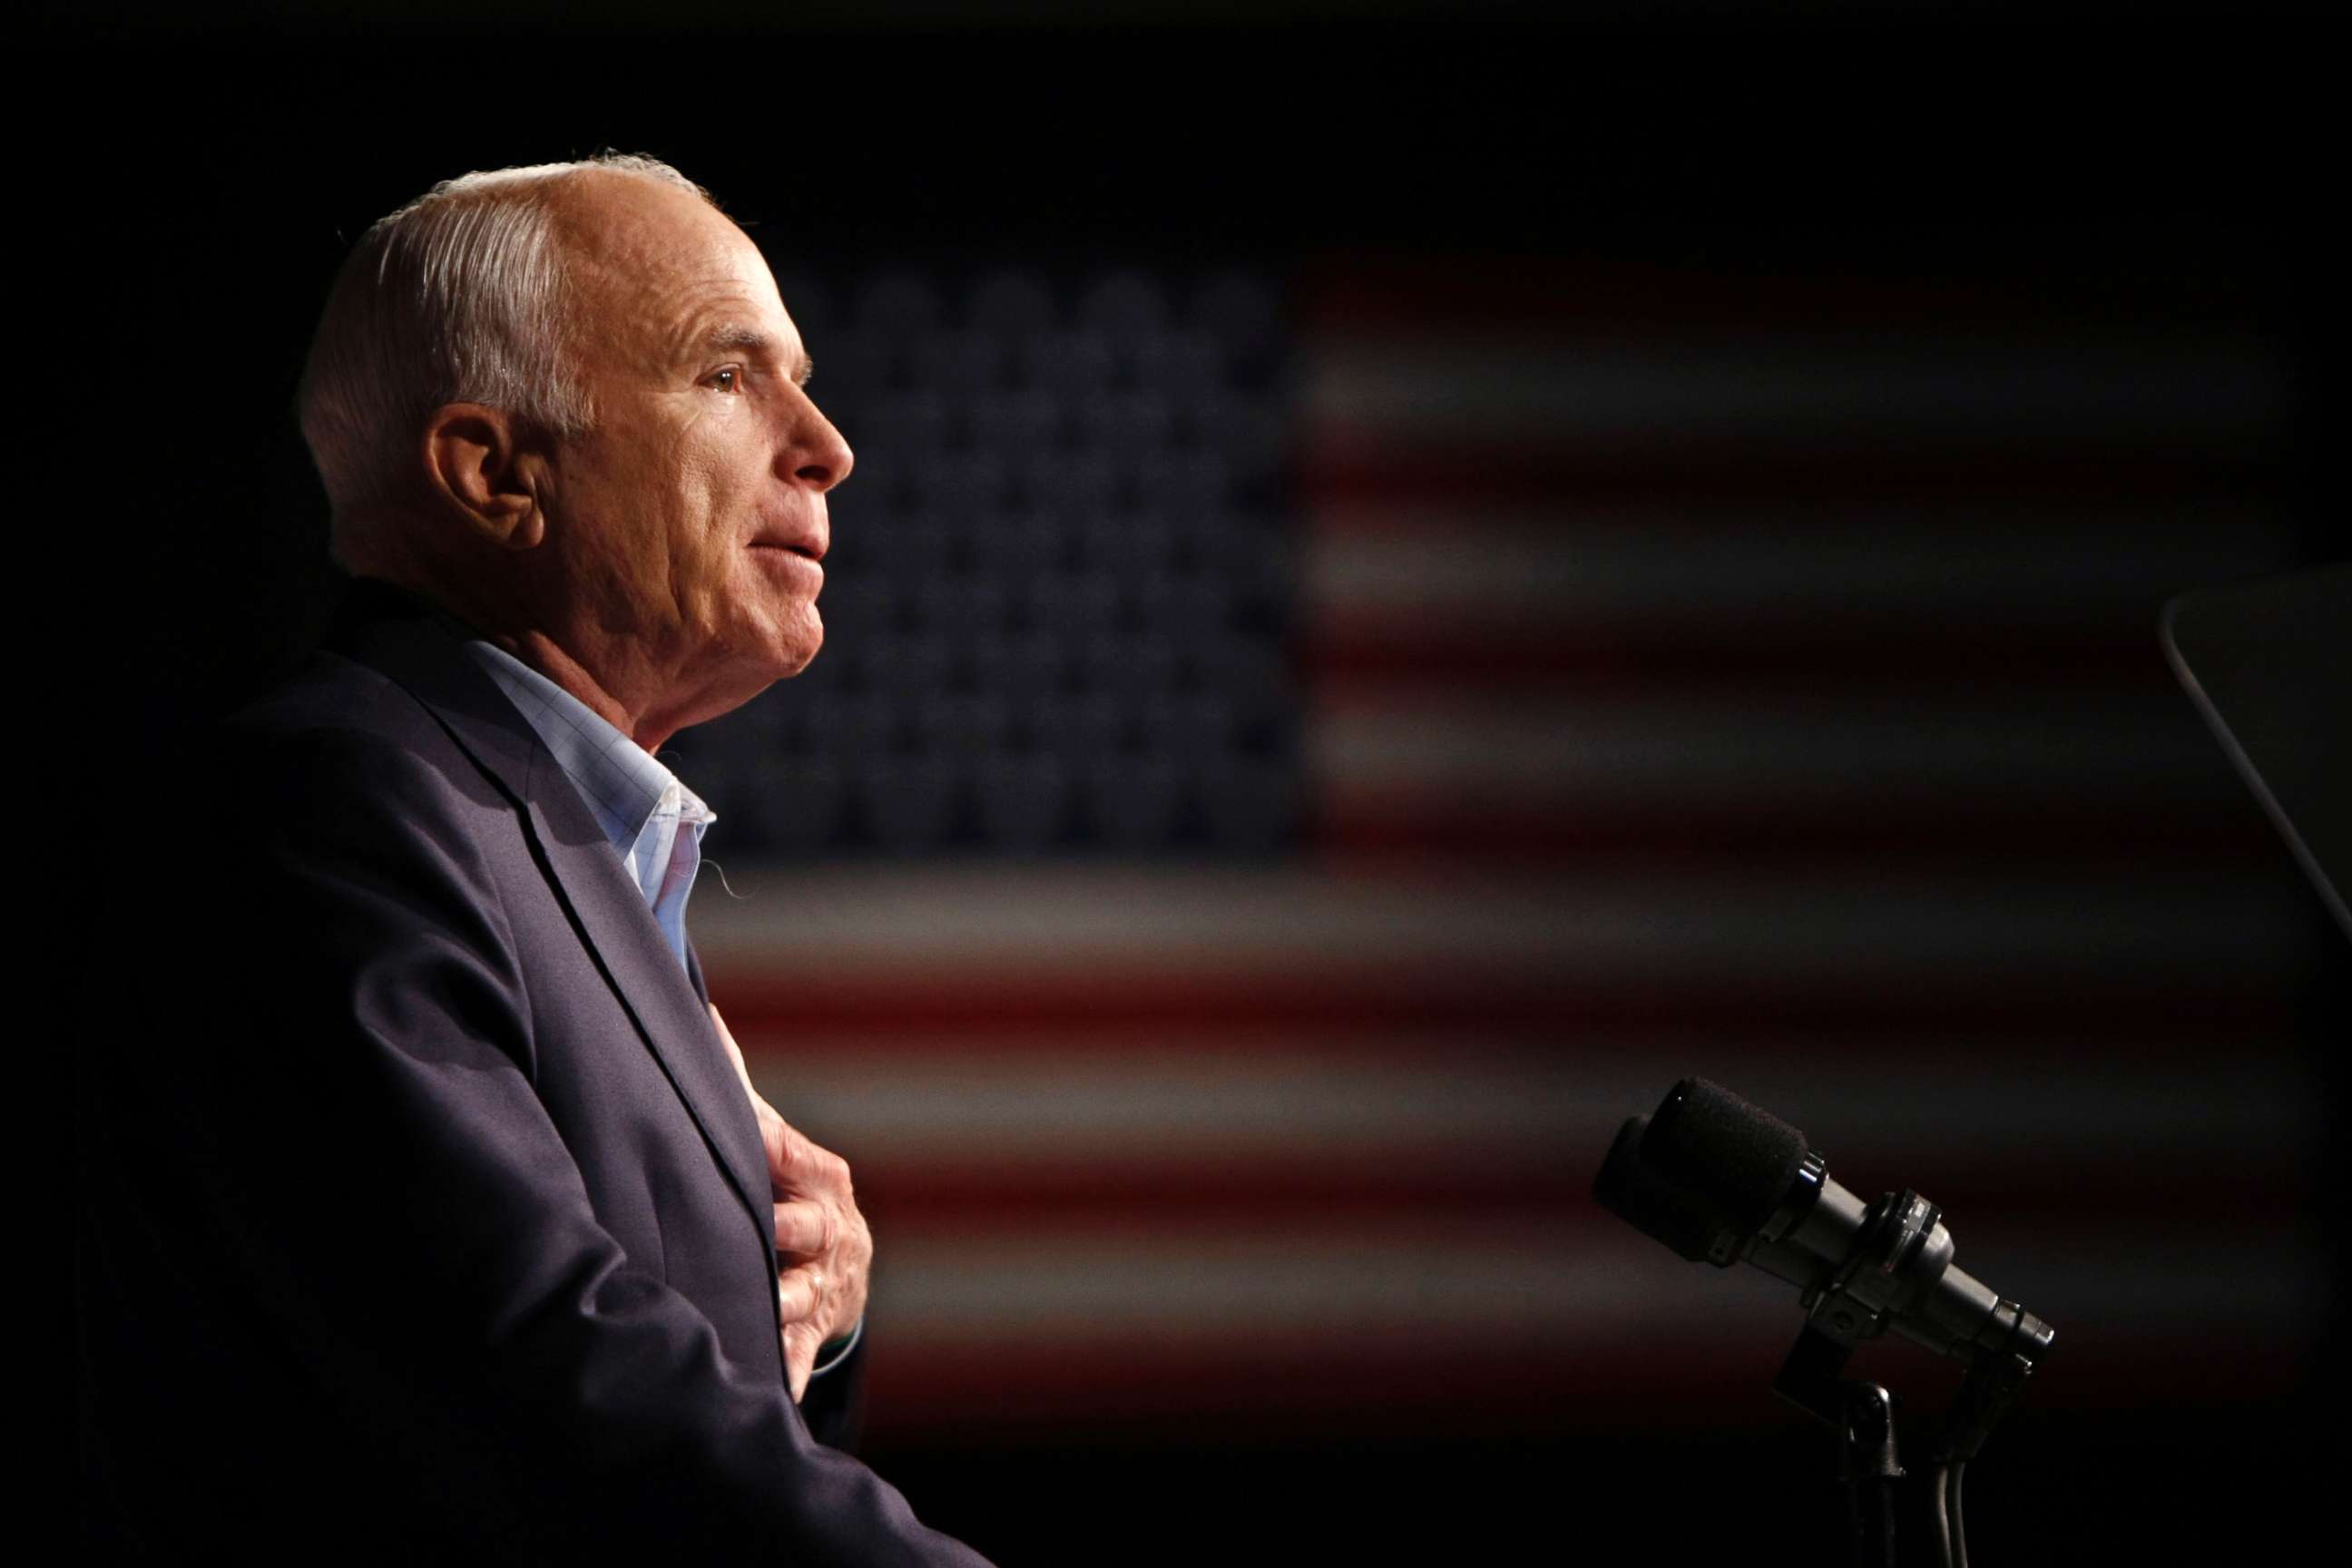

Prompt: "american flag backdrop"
[696,250,2337,1446]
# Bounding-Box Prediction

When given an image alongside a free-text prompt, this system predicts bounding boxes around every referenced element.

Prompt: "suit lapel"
[519,782,777,1241]
[327,583,775,1248]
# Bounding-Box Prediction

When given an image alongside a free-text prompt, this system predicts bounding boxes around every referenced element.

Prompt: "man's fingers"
[776,1262,827,1326]
[708,1003,756,1098]
[769,1122,854,1199]
[772,1199,834,1258]
[710,1004,855,1205]
[722,999,868,1381]
[780,1318,822,1403]
[778,1269,839,1406]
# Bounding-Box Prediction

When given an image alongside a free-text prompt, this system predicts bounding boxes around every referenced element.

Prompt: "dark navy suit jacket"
[79,581,987,1563]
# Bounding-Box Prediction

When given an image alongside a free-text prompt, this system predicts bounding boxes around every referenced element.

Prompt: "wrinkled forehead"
[550,171,790,356]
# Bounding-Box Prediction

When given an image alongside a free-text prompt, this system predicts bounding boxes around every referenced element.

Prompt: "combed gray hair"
[298,152,710,567]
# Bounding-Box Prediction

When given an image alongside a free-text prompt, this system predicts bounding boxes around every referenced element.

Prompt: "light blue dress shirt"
[465,640,714,975]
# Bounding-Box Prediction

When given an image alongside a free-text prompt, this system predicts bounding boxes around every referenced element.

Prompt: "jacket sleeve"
[91,721,986,1563]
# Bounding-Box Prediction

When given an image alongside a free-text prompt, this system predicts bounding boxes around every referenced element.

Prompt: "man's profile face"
[534,172,852,716]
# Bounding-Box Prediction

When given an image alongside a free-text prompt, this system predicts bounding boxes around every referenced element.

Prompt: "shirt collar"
[460,639,714,862]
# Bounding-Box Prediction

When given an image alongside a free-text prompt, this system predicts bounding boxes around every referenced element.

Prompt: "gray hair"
[297,152,710,566]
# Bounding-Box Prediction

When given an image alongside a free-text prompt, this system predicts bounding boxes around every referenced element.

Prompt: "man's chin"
[779,618,822,677]
[762,622,823,683]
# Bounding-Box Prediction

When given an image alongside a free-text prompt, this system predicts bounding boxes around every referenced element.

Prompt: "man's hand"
[710,1004,873,1402]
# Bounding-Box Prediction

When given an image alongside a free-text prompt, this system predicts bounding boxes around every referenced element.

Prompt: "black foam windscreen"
[1592,1114,1733,1264]
[1639,1078,1809,1238]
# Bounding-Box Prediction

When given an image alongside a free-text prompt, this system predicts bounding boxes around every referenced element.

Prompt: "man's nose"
[785,392,854,493]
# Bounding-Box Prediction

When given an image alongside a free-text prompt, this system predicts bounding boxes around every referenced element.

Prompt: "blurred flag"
[708,254,2329,1441]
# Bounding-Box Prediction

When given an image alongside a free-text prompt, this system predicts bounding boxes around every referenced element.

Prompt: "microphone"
[1593,1078,2053,1370]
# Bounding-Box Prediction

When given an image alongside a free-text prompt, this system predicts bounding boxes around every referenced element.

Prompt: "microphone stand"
[1768,1188,2048,1568]
[1774,1323,1904,1568]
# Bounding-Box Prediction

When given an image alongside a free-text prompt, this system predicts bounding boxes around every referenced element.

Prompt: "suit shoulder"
[213,650,508,818]
[181,653,533,981]
[227,647,465,756]
[169,656,528,939]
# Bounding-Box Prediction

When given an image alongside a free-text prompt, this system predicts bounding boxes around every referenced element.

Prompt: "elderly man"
[78,156,991,1562]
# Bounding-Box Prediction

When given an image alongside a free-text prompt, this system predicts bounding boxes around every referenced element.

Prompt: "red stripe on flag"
[1300,623,2187,696]
[1308,797,2282,870]
[1298,445,2282,508]
[856,1325,2311,1439]
[853,1165,2315,1237]
[703,971,2304,1042]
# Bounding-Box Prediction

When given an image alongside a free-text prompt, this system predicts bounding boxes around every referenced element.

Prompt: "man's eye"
[710,368,741,392]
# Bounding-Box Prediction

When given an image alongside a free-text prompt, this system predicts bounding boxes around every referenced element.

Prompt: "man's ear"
[421,402,547,551]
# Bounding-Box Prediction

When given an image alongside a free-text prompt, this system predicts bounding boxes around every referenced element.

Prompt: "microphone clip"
[1800,1187,1955,1348]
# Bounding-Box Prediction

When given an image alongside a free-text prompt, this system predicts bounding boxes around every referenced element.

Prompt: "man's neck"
[484,629,665,750]
[359,569,696,752]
